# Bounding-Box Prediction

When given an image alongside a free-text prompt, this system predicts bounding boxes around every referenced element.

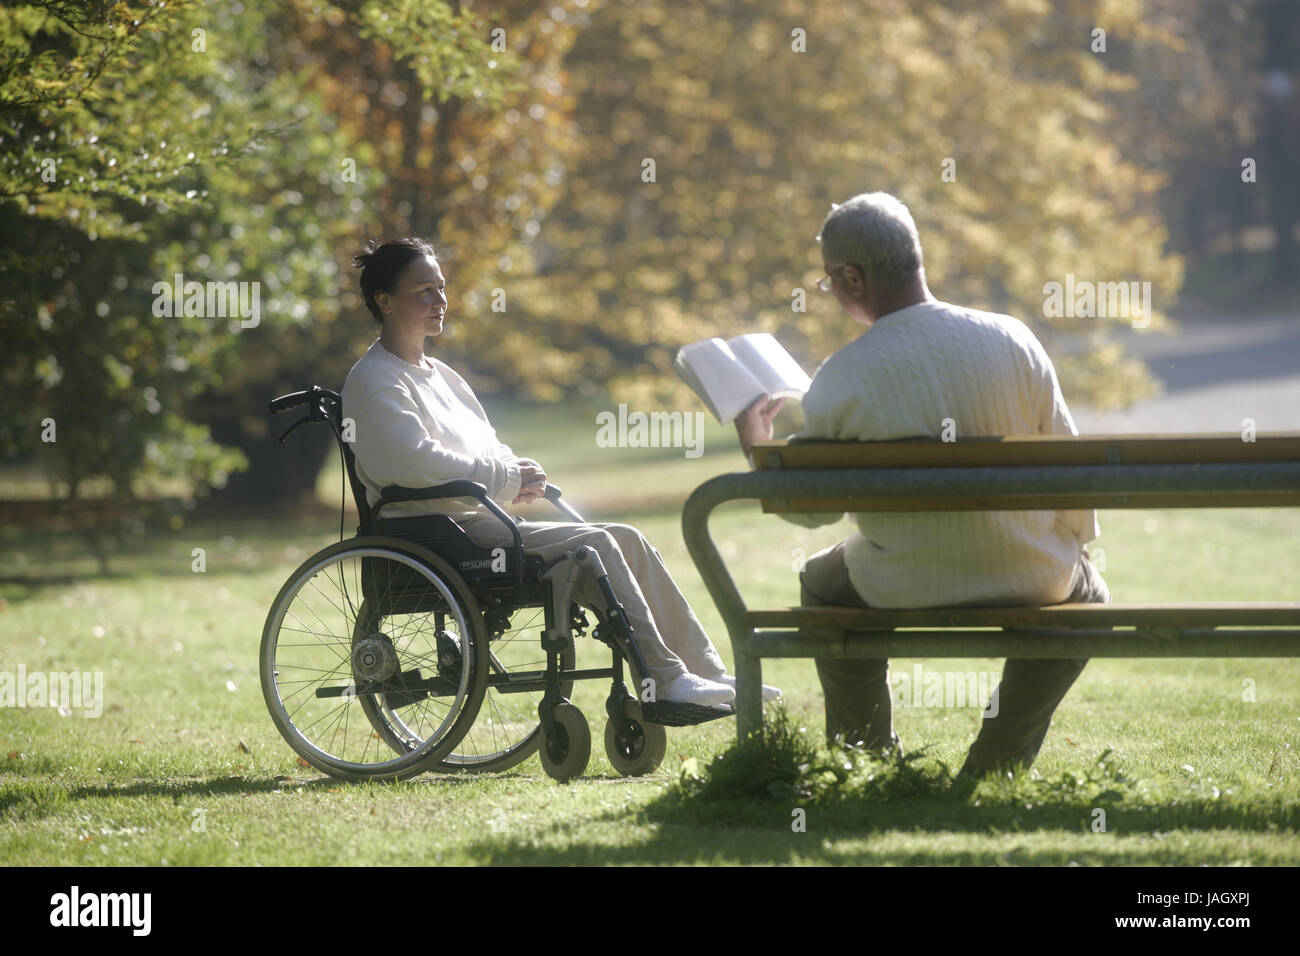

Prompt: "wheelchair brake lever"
[278,415,311,444]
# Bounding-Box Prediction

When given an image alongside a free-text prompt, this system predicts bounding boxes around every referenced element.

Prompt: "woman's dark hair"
[353,236,437,324]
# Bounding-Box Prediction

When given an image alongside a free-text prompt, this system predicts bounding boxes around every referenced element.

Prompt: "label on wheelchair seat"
[461,547,508,574]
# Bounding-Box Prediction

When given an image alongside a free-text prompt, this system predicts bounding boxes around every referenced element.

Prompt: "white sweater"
[785,300,1098,608]
[341,340,522,519]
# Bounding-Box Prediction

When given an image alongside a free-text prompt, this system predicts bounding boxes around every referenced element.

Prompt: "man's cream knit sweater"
[341,340,522,519]
[784,300,1098,608]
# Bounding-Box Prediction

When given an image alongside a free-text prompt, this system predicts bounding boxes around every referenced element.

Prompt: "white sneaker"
[658,673,735,706]
[713,673,782,703]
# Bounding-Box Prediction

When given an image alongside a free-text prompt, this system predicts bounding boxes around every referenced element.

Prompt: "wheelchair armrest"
[377,479,490,505]
[373,480,523,572]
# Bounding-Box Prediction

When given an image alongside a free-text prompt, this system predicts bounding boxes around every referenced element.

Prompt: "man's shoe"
[658,673,735,706]
[712,673,782,703]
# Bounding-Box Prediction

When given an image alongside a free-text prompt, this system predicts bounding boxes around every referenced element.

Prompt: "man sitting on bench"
[733,191,1109,780]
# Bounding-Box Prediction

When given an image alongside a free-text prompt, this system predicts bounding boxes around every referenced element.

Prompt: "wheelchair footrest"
[641,700,734,727]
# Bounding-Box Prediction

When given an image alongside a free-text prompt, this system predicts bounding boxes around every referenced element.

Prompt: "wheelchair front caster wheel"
[539,702,590,782]
[604,703,667,777]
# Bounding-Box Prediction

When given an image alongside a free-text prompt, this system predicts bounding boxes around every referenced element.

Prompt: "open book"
[674,333,811,424]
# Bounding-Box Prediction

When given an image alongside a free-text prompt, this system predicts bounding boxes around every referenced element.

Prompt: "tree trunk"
[220,424,335,506]
[196,394,336,507]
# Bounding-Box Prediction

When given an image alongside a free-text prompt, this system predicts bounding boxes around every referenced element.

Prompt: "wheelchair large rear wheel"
[260,539,488,781]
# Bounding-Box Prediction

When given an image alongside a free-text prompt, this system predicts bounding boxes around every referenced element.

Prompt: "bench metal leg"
[735,641,764,741]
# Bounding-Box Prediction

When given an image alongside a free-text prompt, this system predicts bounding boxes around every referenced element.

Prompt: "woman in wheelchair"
[341,237,780,708]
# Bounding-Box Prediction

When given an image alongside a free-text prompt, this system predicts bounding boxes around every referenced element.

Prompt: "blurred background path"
[1073,312,1300,434]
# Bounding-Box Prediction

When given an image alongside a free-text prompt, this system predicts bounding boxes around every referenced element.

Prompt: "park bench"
[680,434,1300,740]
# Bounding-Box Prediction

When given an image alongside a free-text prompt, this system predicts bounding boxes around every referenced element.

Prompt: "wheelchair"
[260,385,732,782]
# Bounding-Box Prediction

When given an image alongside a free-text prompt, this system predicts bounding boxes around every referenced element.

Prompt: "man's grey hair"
[817,192,924,292]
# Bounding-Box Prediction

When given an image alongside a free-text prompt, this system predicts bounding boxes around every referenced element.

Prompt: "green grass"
[1,400,1298,865]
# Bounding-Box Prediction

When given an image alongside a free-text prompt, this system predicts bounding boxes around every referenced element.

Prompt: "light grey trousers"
[800,541,1110,775]
[456,512,727,686]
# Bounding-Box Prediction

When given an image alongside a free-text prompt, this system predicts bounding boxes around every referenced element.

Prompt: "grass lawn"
[1,400,1298,865]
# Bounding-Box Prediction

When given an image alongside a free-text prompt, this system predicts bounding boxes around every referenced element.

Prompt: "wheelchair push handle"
[268,385,341,443]
[268,385,341,413]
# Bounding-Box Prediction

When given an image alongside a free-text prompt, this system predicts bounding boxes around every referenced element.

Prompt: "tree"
[0,0,559,540]
[452,0,1185,410]
[189,0,588,502]
[1,0,262,565]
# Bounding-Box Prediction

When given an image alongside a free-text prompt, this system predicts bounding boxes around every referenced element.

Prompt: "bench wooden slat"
[751,434,1300,470]
[746,629,1300,659]
[765,491,1300,512]
[771,491,1300,512]
[752,435,1300,512]
[744,603,1300,629]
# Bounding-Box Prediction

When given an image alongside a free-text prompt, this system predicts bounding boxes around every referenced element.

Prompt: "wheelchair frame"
[260,385,727,783]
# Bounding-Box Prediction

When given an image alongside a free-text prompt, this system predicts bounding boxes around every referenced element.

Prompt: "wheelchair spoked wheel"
[260,539,488,781]
[422,602,576,774]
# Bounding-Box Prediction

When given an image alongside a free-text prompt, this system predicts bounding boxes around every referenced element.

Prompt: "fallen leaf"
[237,740,250,754]
[128,739,143,744]
[297,757,310,769]
[7,751,19,760]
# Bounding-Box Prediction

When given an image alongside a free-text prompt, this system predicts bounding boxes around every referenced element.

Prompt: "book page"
[727,333,812,398]
[673,338,767,423]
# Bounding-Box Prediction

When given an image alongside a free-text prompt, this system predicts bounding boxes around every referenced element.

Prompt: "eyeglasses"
[817,263,861,292]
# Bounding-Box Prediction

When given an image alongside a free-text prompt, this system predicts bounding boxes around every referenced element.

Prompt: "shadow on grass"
[0,768,529,824]
[0,775,336,821]
[450,783,1300,866]
[452,708,1300,865]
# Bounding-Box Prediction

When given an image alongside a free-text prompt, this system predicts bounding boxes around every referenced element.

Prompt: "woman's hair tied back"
[353,236,437,324]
